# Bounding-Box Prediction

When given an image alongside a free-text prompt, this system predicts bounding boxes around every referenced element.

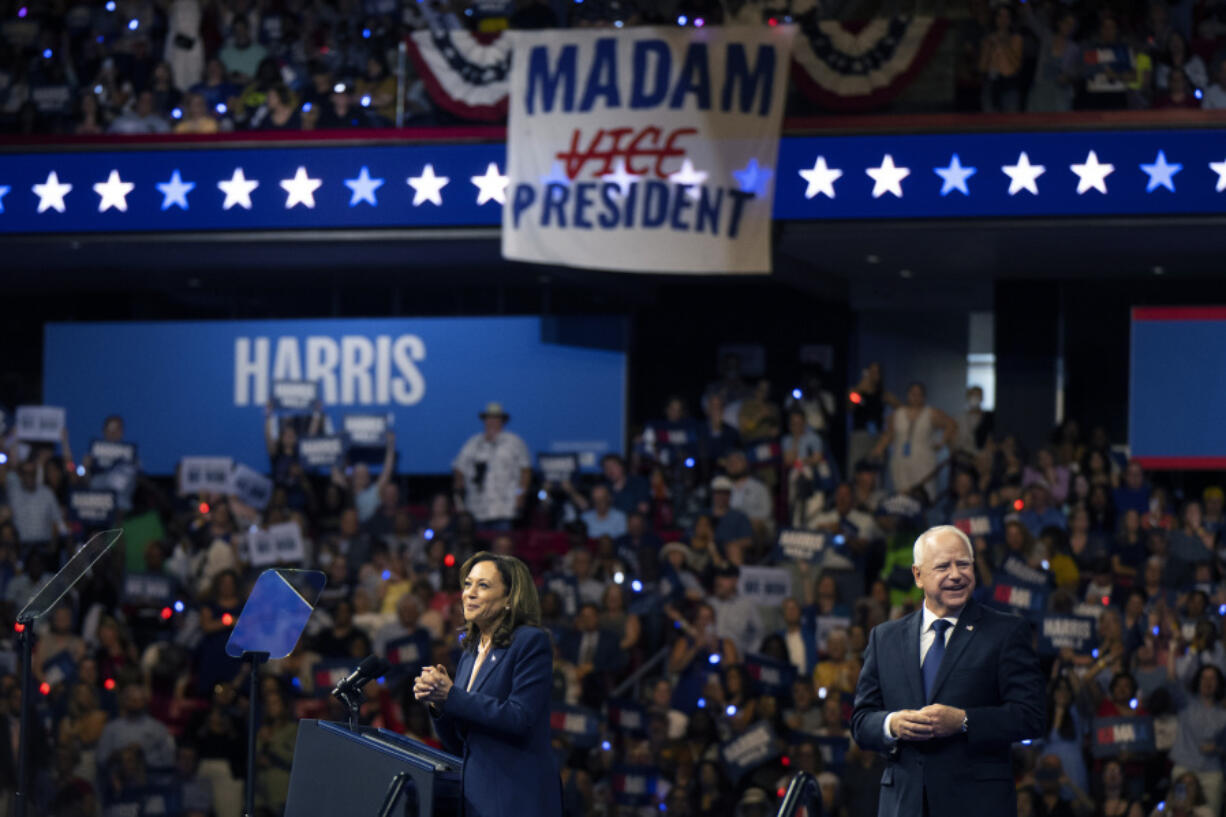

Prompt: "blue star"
[1139,150,1182,193]
[344,166,384,207]
[732,158,773,196]
[934,154,977,196]
[0,185,9,213]
[156,170,195,211]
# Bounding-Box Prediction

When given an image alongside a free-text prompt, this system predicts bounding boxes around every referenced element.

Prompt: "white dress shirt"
[883,603,960,741]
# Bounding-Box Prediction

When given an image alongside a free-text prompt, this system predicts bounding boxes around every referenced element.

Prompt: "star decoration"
[93,169,135,213]
[218,168,259,210]
[865,154,910,199]
[280,166,322,209]
[600,158,637,199]
[1139,151,1181,194]
[471,162,509,206]
[732,158,773,196]
[0,185,9,213]
[933,154,976,196]
[344,166,384,207]
[668,159,708,200]
[540,160,571,189]
[1209,159,1226,193]
[407,163,449,207]
[798,156,842,199]
[1070,150,1114,195]
[1001,152,1046,196]
[156,169,195,211]
[33,170,73,214]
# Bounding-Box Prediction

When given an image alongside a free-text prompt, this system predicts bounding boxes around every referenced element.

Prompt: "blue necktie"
[922,619,952,700]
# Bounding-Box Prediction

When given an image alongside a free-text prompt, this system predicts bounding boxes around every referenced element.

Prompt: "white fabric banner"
[502,26,795,274]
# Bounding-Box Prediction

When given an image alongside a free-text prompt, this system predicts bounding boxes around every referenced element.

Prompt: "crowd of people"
[0,351,1224,817]
[5,0,1226,137]
[960,0,1226,112]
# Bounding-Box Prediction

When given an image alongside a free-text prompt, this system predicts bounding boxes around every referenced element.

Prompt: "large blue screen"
[44,316,626,475]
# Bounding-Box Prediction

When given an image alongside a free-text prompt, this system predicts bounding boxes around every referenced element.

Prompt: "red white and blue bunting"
[405,27,511,122]
[789,15,949,111]
[405,18,948,119]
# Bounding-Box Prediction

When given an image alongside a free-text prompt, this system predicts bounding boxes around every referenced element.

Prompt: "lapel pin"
[966,625,974,631]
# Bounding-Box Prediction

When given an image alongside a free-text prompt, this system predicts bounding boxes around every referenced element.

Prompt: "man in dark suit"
[851,525,1044,817]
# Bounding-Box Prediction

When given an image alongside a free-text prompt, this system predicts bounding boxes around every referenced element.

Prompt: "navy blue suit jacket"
[432,626,563,817]
[850,600,1044,817]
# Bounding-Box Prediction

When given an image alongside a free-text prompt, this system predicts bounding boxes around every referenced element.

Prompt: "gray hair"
[913,525,974,567]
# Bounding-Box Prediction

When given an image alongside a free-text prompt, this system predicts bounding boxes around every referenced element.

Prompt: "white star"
[343,166,384,207]
[600,158,637,199]
[865,154,910,199]
[933,154,977,196]
[156,169,195,211]
[668,159,708,200]
[218,168,259,210]
[732,158,773,196]
[1139,151,1182,193]
[0,185,9,213]
[280,166,322,209]
[1209,159,1226,193]
[93,170,135,213]
[798,156,842,199]
[407,164,450,207]
[1069,150,1114,195]
[1001,152,1046,196]
[471,162,509,206]
[32,171,73,214]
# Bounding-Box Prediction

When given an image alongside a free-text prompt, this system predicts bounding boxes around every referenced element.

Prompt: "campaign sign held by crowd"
[229,464,273,510]
[738,566,791,605]
[607,700,647,737]
[272,380,319,412]
[15,405,65,442]
[550,704,601,749]
[611,766,659,807]
[1092,716,1156,758]
[69,490,117,527]
[1039,615,1098,656]
[744,652,796,695]
[343,413,391,448]
[178,457,234,495]
[247,521,305,566]
[89,440,137,470]
[298,436,346,469]
[45,317,625,475]
[539,452,580,483]
[503,26,795,274]
[775,529,826,563]
[720,721,781,783]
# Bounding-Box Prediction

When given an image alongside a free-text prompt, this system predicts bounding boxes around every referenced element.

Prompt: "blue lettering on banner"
[45,317,626,475]
[524,40,777,116]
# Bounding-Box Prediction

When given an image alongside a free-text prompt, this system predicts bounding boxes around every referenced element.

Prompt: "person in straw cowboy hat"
[452,402,532,530]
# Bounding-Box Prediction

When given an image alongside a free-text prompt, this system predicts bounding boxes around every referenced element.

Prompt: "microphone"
[332,654,390,698]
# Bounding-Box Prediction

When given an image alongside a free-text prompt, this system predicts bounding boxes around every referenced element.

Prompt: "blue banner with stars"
[2,127,1225,234]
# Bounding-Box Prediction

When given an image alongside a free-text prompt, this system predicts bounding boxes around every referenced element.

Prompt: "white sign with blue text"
[503,26,795,274]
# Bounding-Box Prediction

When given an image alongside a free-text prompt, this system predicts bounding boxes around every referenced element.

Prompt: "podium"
[285,720,462,817]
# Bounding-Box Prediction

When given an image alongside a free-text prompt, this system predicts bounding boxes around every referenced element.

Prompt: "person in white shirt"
[1203,59,1226,109]
[452,402,531,529]
[726,450,774,541]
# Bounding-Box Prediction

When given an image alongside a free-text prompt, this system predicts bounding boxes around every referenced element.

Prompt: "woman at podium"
[414,552,563,817]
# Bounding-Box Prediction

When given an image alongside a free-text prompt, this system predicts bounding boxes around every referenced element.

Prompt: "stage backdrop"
[44,316,626,476]
[502,25,795,274]
[1129,307,1226,469]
